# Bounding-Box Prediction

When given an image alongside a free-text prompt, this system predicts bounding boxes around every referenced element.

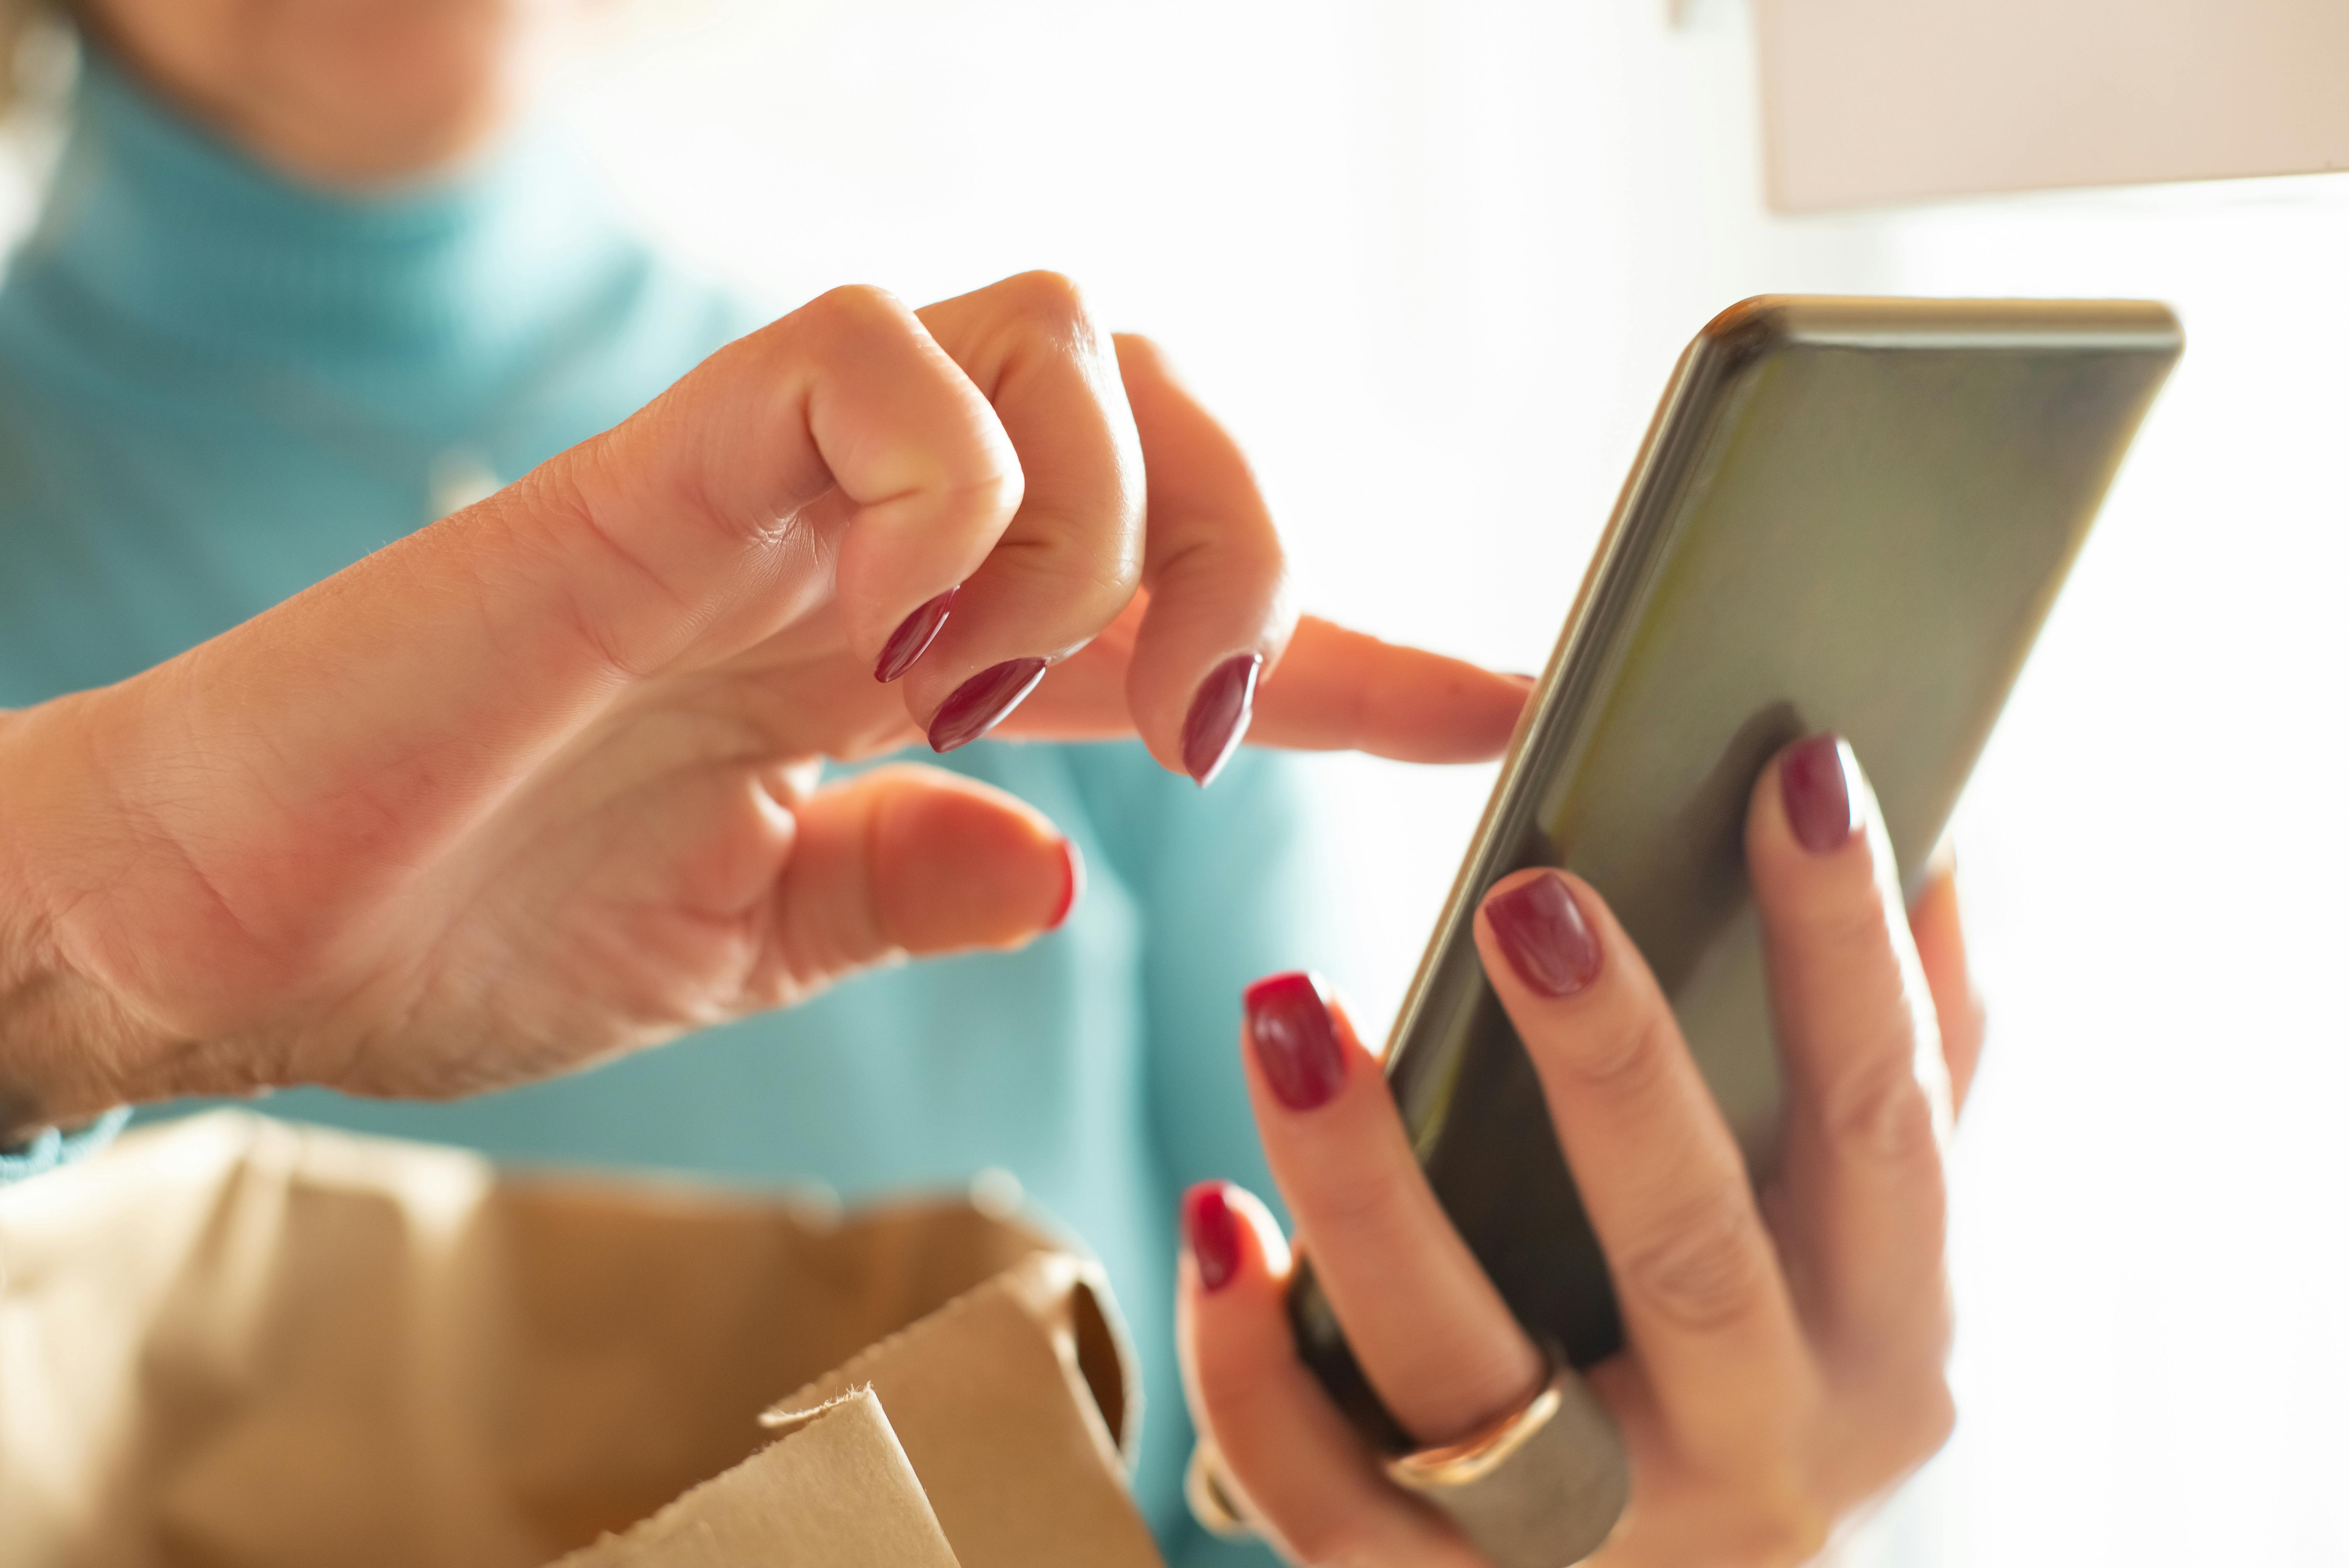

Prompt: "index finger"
[1251,618,1532,762]
[991,613,1533,763]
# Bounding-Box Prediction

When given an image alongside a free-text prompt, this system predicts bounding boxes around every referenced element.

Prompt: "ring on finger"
[1385,1356,1631,1568]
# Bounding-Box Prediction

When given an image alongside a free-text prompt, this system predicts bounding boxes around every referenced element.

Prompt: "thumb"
[753,763,1081,1001]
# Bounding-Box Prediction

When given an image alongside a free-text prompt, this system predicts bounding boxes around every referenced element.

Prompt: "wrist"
[0,699,154,1137]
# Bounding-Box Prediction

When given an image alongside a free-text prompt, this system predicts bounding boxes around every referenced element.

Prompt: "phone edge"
[1378,319,1757,1071]
[1377,294,2183,1080]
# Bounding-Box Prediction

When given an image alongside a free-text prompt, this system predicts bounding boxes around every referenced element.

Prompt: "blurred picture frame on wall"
[1756,0,2349,210]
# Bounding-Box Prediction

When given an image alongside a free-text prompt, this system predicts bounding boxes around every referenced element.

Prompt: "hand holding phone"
[1182,296,2178,1564]
[1177,743,1982,1567]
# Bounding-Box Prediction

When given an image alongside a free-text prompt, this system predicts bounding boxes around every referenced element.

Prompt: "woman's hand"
[0,272,1526,1131]
[1178,736,1986,1566]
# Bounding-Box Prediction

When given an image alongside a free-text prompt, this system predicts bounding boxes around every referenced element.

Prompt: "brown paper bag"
[546,1390,958,1568]
[0,1111,1167,1568]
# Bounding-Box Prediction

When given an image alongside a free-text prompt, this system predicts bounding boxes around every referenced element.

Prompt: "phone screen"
[1291,298,2182,1442]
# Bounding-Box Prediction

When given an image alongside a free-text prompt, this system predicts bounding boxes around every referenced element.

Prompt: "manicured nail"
[874,587,958,683]
[1184,1182,1242,1293]
[1782,732,1859,855]
[1048,838,1085,930]
[928,657,1049,752]
[1484,871,1602,998]
[1243,971,1347,1111]
[1182,652,1264,786]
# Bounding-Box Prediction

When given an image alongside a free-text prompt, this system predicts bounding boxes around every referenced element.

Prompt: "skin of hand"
[0,274,1528,1135]
[1178,737,1989,1567]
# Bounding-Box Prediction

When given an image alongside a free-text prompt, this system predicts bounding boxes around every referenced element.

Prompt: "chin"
[264,0,546,183]
[87,0,563,186]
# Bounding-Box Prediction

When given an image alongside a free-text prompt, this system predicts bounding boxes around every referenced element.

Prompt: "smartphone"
[1289,296,2183,1447]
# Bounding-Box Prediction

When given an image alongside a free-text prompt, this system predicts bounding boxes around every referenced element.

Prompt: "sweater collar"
[17,46,627,365]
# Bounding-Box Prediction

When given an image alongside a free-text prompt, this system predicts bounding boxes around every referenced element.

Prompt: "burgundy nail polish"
[1483,872,1602,998]
[1048,839,1085,930]
[928,657,1048,753]
[1182,652,1263,787]
[1184,1182,1241,1293]
[1782,732,1859,855]
[1243,971,1347,1111]
[874,587,958,683]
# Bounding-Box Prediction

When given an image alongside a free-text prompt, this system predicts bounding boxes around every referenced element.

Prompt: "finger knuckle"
[1821,1048,1941,1165]
[798,282,909,337]
[1296,1149,1425,1239]
[1550,1008,1675,1099]
[1802,884,1902,967]
[1625,1192,1772,1331]
[994,268,1093,337]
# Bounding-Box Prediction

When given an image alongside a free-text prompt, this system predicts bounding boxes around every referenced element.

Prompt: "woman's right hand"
[1178,739,1984,1566]
[0,273,1526,1132]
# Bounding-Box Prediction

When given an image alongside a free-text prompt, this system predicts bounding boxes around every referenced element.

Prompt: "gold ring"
[1190,1360,1628,1564]
[1383,1360,1630,1568]
[1386,1373,1566,1490]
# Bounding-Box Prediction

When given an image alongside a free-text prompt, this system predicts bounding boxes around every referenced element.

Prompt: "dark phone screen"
[1291,298,2182,1445]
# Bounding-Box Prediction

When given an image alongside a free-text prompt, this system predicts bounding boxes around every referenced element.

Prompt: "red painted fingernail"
[1048,838,1084,930]
[1182,652,1264,786]
[874,587,958,683]
[1782,732,1859,855]
[1184,1181,1242,1293]
[1483,871,1602,998]
[928,657,1048,752]
[1243,971,1347,1111]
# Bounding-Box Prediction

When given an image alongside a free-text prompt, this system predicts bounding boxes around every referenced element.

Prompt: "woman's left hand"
[1177,736,1986,1566]
[0,270,1527,1126]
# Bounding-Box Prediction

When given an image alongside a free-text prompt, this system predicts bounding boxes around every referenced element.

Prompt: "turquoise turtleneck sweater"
[0,54,1320,1565]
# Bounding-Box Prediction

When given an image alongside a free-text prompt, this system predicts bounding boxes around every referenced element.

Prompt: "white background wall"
[12,1,2348,1561]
